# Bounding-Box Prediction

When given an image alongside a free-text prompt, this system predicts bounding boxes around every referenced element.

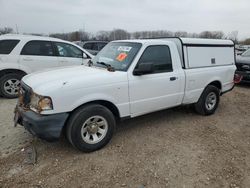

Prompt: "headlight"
[30,92,53,113]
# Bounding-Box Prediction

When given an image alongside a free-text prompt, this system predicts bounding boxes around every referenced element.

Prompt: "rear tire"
[0,73,24,98]
[194,85,220,116]
[66,104,116,152]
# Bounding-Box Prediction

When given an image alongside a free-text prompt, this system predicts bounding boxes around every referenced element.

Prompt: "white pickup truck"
[15,38,236,152]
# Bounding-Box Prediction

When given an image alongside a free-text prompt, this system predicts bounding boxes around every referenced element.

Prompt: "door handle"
[23,57,33,61]
[59,60,68,63]
[170,77,177,81]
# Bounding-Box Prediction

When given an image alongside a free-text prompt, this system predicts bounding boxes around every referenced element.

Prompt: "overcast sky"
[0,0,249,39]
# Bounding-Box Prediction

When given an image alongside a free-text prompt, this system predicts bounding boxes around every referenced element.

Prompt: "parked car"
[235,48,246,56]
[236,48,250,83]
[15,38,236,152]
[72,41,84,47]
[0,34,93,98]
[235,45,248,56]
[82,41,108,55]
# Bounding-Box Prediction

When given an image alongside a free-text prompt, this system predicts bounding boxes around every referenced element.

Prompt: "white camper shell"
[161,38,235,68]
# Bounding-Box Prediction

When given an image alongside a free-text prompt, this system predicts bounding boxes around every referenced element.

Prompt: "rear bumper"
[16,106,69,141]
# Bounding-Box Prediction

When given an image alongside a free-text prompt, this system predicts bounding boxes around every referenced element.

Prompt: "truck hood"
[22,65,127,94]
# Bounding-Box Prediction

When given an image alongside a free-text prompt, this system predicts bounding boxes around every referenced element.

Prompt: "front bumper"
[15,106,69,142]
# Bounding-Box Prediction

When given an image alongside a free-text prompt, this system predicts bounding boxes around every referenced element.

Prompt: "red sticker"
[116,53,128,62]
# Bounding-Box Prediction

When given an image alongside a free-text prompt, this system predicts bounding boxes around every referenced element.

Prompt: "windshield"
[92,42,142,71]
[242,49,250,57]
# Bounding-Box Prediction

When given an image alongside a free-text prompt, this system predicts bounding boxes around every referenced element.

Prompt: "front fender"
[70,93,118,112]
[41,90,125,116]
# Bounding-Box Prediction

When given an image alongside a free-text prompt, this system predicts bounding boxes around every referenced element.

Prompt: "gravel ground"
[0,85,250,188]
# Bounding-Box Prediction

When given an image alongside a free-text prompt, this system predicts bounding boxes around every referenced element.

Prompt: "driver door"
[128,44,185,117]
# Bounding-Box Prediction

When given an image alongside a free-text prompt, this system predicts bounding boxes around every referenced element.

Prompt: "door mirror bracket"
[133,62,154,76]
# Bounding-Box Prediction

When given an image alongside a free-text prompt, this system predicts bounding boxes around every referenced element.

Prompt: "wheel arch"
[197,80,222,103]
[0,69,27,78]
[62,99,121,137]
[207,80,222,91]
[70,100,121,120]
[194,81,221,116]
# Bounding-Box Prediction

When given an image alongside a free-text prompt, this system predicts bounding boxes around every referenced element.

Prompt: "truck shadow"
[236,82,250,88]
[116,105,196,134]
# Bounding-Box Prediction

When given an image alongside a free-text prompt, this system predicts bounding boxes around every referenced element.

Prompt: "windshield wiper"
[96,61,115,72]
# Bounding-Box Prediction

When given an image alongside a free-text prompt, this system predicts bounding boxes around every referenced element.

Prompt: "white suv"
[0,34,93,98]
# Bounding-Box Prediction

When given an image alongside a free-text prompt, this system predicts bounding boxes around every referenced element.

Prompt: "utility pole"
[113,28,116,40]
[15,24,19,34]
[82,22,85,41]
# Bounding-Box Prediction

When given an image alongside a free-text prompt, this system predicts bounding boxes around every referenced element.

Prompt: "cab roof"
[115,37,234,46]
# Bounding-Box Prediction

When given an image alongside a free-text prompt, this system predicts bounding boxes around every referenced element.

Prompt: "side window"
[83,43,93,50]
[21,41,54,56]
[55,42,83,58]
[92,43,99,51]
[0,40,20,54]
[98,43,107,50]
[137,45,173,73]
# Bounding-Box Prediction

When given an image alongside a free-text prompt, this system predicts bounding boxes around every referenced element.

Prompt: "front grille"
[20,81,32,107]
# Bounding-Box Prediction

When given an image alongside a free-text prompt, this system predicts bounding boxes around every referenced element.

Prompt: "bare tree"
[240,38,250,45]
[188,32,199,38]
[69,31,81,41]
[109,29,130,40]
[49,31,90,41]
[199,31,214,39]
[212,31,224,39]
[49,33,69,40]
[199,31,224,39]
[132,30,174,39]
[24,33,45,36]
[79,30,91,41]
[96,31,110,41]
[132,32,142,39]
[0,27,14,35]
[45,29,233,42]
[226,31,238,43]
[174,31,188,37]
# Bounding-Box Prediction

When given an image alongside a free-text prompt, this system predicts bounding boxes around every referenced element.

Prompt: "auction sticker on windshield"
[118,46,132,52]
[116,53,128,62]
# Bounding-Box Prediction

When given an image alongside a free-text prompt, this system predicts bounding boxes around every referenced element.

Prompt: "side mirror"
[83,53,88,59]
[133,63,154,76]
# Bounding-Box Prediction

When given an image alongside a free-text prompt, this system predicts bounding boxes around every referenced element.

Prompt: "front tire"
[66,104,116,152]
[0,73,24,98]
[194,85,220,116]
